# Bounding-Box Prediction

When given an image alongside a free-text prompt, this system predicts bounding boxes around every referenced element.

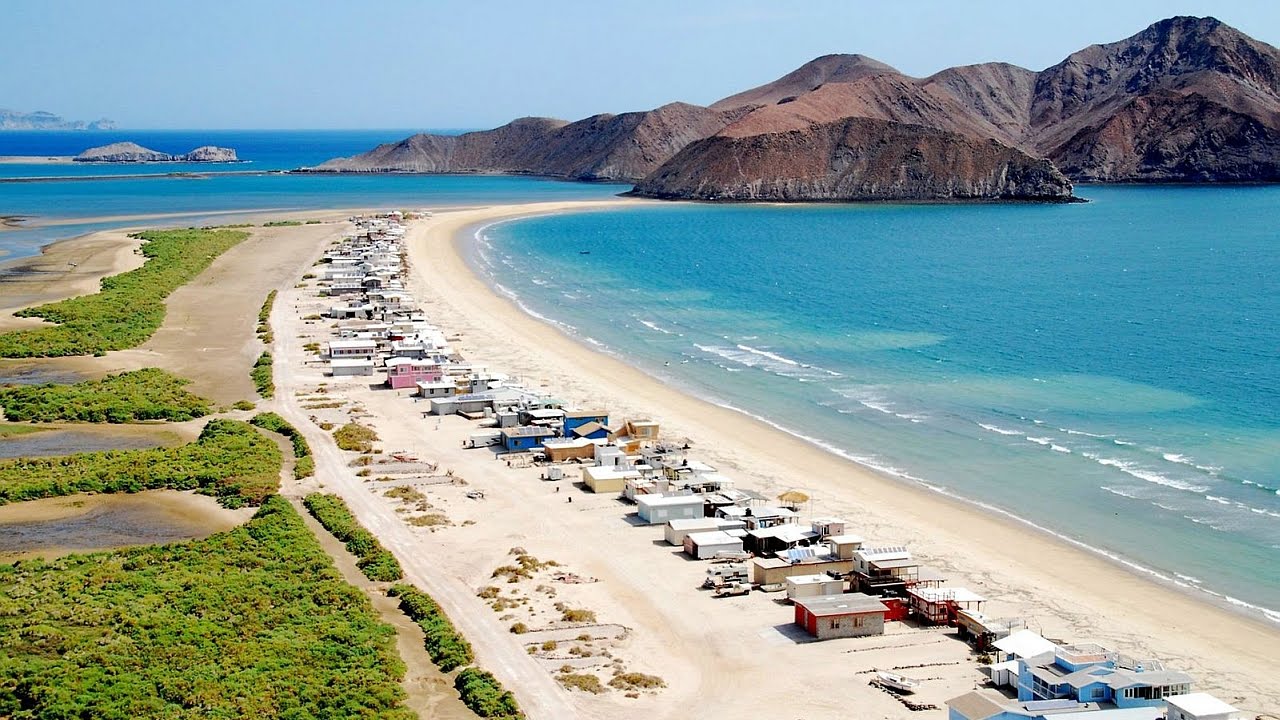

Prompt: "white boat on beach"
[873,671,920,694]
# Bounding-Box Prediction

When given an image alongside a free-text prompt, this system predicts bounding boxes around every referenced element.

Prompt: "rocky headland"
[315,15,1280,201]
[74,142,239,163]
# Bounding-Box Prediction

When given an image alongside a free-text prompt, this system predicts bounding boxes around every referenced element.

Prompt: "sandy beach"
[255,200,1280,719]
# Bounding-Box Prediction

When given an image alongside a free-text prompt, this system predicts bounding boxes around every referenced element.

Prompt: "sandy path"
[391,201,1280,714]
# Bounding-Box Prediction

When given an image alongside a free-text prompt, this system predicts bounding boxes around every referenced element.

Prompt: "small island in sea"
[74,141,239,163]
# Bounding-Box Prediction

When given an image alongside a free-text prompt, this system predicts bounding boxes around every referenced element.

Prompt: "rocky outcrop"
[73,142,239,163]
[316,104,747,182]
[630,117,1075,202]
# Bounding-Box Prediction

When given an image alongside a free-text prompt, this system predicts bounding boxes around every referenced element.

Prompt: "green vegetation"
[608,671,666,691]
[263,220,304,227]
[0,496,413,719]
[0,228,249,357]
[387,584,474,672]
[558,672,605,694]
[251,351,274,398]
[0,419,281,508]
[232,399,256,411]
[249,412,314,479]
[455,668,523,719]
[303,493,402,582]
[0,368,210,423]
[333,422,378,452]
[0,423,48,438]
[256,290,277,343]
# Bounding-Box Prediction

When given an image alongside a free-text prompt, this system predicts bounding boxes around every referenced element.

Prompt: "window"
[1091,687,1105,700]
[829,619,840,630]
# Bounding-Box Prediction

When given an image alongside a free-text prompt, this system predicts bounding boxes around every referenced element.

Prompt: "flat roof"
[637,494,704,507]
[993,630,1058,659]
[685,530,741,546]
[826,534,865,544]
[909,586,985,603]
[501,426,555,438]
[331,358,374,367]
[793,593,886,616]
[1166,693,1239,715]
[329,338,378,348]
[785,574,840,585]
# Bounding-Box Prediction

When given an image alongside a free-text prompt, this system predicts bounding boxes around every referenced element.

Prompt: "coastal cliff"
[74,142,239,163]
[629,117,1075,202]
[315,15,1280,200]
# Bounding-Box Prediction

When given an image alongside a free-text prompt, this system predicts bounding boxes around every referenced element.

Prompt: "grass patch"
[251,352,274,399]
[0,496,414,719]
[256,289,277,343]
[0,228,250,357]
[608,671,666,691]
[0,423,49,437]
[232,399,255,411]
[0,368,210,423]
[557,672,605,694]
[455,668,522,719]
[250,412,314,479]
[387,584,474,672]
[333,422,378,452]
[302,493,402,582]
[262,220,303,227]
[0,418,280,508]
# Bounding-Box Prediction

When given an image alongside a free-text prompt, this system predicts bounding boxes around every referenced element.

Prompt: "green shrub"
[251,352,274,398]
[0,419,281,508]
[0,496,414,719]
[263,220,303,227]
[387,584,474,672]
[232,400,255,411]
[0,368,210,423]
[558,672,605,694]
[333,423,377,452]
[250,412,314,479]
[303,493,402,582]
[608,672,666,690]
[0,228,250,357]
[455,668,522,719]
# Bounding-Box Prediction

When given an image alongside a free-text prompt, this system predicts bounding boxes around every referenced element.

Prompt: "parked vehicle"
[714,582,750,597]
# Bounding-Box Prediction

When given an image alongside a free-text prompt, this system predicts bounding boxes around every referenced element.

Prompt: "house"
[752,554,853,586]
[716,505,798,530]
[582,465,641,494]
[622,418,659,441]
[500,426,555,453]
[328,338,378,359]
[793,593,888,640]
[809,517,847,538]
[945,691,1164,720]
[1016,644,1193,709]
[852,545,921,595]
[958,611,1029,652]
[563,409,609,437]
[636,494,704,525]
[744,524,820,556]
[541,437,599,463]
[785,573,844,601]
[416,380,456,399]
[385,358,442,389]
[663,518,746,546]
[331,358,374,376]
[825,534,865,560]
[569,420,610,440]
[1165,694,1241,720]
[683,530,744,559]
[908,586,986,625]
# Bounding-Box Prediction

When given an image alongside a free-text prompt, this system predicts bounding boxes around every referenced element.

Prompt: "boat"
[873,671,920,694]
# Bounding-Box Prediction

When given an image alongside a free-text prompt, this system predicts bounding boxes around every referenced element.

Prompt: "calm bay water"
[473,186,1280,621]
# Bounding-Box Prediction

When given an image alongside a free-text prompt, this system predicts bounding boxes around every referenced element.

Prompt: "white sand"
[265,201,1280,718]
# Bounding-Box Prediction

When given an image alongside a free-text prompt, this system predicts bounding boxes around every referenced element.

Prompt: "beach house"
[1015,644,1193,708]
[1165,694,1242,720]
[945,692,1164,720]
[563,409,609,437]
[663,517,747,546]
[907,586,986,625]
[328,338,378,359]
[785,573,845,601]
[682,530,745,559]
[499,426,556,453]
[384,357,442,389]
[792,593,888,640]
[851,545,921,595]
[636,494,704,525]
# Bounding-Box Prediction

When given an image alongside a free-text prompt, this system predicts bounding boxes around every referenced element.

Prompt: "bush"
[263,220,303,227]
[0,496,414,719]
[232,400,255,411]
[250,412,313,479]
[558,672,605,694]
[0,419,282,508]
[251,352,274,398]
[608,672,666,690]
[303,493,402,582]
[333,423,378,452]
[455,668,522,719]
[0,228,250,357]
[387,584,474,672]
[0,368,210,423]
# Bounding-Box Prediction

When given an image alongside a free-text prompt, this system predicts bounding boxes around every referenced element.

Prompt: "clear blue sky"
[4,0,1278,129]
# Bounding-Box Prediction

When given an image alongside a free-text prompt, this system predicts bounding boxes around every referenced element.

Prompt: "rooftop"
[793,593,886,616]
[637,494,704,507]
[1166,693,1239,715]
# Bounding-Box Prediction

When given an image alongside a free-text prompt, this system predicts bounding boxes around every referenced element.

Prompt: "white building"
[1166,694,1242,720]
[636,494,704,525]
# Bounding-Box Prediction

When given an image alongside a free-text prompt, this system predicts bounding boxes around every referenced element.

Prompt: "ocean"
[2,130,1277,623]
[470,187,1280,623]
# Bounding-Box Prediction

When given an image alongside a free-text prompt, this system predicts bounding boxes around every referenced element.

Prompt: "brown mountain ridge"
[315,16,1280,201]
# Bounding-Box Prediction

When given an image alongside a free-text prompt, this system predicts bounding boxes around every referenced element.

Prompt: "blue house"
[946,692,1164,720]
[563,409,609,437]
[1016,644,1192,709]
[500,426,555,453]
[570,420,610,441]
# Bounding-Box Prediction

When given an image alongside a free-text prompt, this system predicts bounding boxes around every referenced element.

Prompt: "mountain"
[74,142,239,163]
[315,103,749,182]
[316,15,1280,200]
[0,109,115,131]
[630,116,1073,202]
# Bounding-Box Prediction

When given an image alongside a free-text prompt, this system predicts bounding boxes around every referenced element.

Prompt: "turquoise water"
[473,186,1280,622]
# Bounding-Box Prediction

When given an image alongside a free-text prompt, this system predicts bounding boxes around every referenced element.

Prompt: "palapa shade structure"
[777,490,809,509]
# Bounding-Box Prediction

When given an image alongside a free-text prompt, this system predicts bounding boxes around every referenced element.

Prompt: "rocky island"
[313,16,1280,202]
[74,142,239,163]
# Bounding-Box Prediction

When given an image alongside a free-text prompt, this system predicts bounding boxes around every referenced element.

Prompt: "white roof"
[826,533,865,545]
[856,545,911,562]
[910,586,985,603]
[331,358,374,368]
[637,494,704,508]
[684,530,740,546]
[1166,693,1240,715]
[993,629,1058,659]
[329,338,377,349]
[785,574,839,586]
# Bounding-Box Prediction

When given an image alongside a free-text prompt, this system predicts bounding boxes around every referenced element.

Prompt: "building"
[852,545,921,595]
[683,530,744,559]
[330,358,374,376]
[752,555,853,586]
[500,426,555,453]
[945,692,1164,720]
[826,534,865,559]
[744,524,820,556]
[785,573,844,601]
[663,518,746,546]
[582,465,641,494]
[384,358,442,389]
[1016,644,1193,709]
[622,419,659,441]
[907,586,986,625]
[1165,694,1241,720]
[792,593,887,640]
[569,420,610,440]
[416,380,457,399]
[563,409,609,437]
[635,494,704,525]
[328,338,378,359]
[542,437,599,463]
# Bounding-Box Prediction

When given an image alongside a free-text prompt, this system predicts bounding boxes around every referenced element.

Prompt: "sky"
[3,0,1279,129]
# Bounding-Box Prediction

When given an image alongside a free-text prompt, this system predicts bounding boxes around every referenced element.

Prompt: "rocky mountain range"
[74,142,239,163]
[314,16,1280,201]
[0,109,116,131]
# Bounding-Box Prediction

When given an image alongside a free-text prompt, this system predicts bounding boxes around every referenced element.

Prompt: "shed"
[793,593,887,640]
[636,494,704,525]
[330,358,374,376]
[1166,694,1242,720]
[683,530,744,560]
[785,573,844,601]
[663,518,746,546]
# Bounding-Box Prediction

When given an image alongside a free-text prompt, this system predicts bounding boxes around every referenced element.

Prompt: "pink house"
[385,357,443,389]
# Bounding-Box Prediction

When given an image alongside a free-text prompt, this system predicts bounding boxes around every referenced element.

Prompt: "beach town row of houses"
[315,216,1244,720]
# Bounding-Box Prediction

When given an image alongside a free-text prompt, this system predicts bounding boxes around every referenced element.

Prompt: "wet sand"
[0,422,186,458]
[0,490,253,561]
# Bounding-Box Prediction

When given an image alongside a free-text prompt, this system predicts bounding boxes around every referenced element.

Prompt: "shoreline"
[406,200,1279,710]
